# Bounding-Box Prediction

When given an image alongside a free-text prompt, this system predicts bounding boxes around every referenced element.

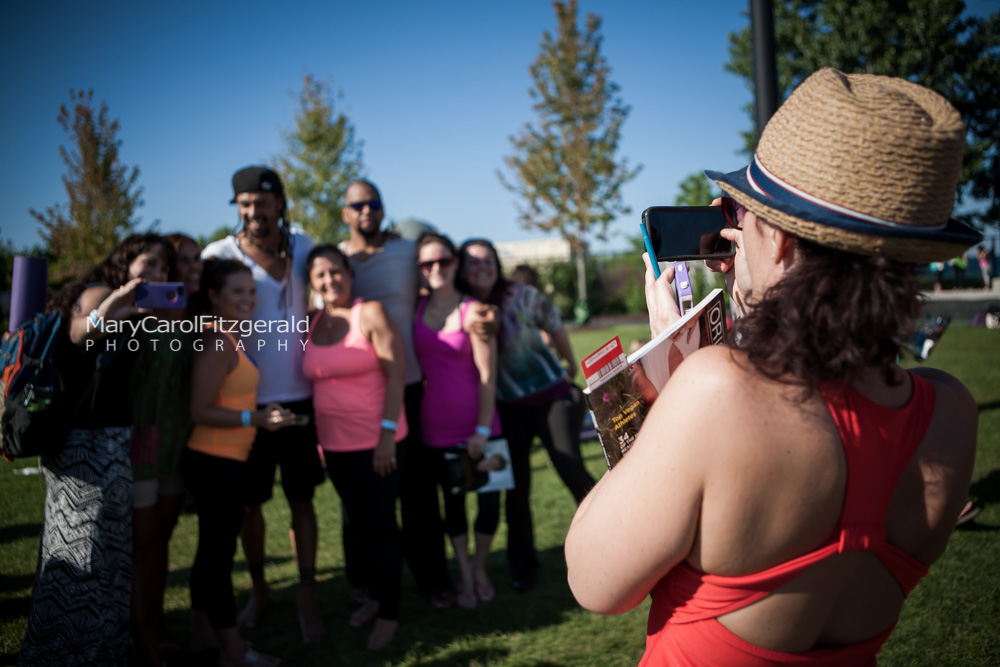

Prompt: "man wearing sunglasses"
[338,180,460,609]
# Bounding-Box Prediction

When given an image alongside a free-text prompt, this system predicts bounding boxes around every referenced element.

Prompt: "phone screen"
[641,206,734,261]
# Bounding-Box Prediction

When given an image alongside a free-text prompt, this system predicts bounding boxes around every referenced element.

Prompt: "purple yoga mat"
[8,256,48,331]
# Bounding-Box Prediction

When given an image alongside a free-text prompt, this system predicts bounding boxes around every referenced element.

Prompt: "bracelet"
[88,309,105,332]
[475,425,491,438]
[380,419,398,432]
[241,410,252,427]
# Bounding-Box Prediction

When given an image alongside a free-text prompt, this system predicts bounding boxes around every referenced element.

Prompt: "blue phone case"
[639,221,661,279]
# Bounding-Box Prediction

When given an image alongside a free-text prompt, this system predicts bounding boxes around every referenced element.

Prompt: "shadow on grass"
[957,468,1000,533]
[976,400,1000,413]
[0,523,41,546]
[160,545,585,666]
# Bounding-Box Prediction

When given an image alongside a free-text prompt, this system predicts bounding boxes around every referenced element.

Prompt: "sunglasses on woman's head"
[418,256,457,271]
[346,199,382,212]
[722,197,746,230]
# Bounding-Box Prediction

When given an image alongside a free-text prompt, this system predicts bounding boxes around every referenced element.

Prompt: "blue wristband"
[241,410,252,427]
[475,425,491,438]
[381,419,398,432]
[88,309,105,332]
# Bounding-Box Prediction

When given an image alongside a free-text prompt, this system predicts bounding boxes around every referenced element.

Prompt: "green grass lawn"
[1,324,997,666]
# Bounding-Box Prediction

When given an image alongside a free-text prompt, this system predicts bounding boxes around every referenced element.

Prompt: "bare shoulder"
[909,366,977,416]
[908,366,978,470]
[360,300,393,335]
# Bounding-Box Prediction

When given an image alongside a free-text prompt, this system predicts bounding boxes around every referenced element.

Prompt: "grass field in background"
[1,324,997,666]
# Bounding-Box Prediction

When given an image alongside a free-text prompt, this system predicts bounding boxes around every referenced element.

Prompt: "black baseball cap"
[230,166,285,203]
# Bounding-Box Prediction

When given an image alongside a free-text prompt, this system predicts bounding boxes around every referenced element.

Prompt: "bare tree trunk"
[574,243,590,324]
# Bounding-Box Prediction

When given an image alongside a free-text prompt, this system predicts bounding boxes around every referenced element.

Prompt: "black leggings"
[324,446,405,621]
[498,391,594,579]
[181,448,246,629]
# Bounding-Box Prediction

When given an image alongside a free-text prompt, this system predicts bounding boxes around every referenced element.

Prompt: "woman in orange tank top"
[566,69,981,666]
[182,259,295,667]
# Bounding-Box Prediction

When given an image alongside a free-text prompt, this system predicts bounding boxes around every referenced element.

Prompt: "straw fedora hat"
[706,67,982,263]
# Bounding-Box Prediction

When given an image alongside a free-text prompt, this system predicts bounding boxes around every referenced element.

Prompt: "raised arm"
[363,300,406,477]
[69,279,146,346]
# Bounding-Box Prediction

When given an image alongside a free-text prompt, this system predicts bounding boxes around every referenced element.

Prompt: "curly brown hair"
[735,237,921,392]
[48,233,175,319]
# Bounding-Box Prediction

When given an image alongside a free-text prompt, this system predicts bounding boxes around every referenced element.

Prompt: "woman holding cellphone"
[565,69,980,665]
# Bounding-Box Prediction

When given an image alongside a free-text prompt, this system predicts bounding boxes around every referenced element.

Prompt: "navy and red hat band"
[745,155,949,233]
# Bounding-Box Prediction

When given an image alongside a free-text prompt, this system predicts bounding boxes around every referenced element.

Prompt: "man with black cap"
[201,165,326,642]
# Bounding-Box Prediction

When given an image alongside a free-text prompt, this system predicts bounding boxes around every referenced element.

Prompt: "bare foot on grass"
[297,586,326,643]
[237,590,268,630]
[366,619,399,651]
[349,600,379,628]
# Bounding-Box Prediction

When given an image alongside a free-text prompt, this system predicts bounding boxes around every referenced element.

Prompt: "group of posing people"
[19,167,595,665]
[18,67,983,667]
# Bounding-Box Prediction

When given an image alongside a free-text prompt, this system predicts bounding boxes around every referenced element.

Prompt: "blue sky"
[2,1,995,257]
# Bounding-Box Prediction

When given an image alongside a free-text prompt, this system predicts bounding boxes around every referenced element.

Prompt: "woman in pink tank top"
[565,69,981,665]
[302,244,407,652]
[414,233,504,610]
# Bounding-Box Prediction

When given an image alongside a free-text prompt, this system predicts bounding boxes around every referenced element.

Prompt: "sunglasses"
[346,199,382,212]
[721,197,746,230]
[418,256,457,271]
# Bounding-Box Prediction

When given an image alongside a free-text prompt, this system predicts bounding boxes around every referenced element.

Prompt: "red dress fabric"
[641,374,936,666]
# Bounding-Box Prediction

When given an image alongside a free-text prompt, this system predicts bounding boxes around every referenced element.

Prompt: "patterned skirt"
[19,426,134,666]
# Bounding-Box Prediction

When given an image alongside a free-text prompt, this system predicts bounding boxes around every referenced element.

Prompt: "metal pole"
[751,0,779,139]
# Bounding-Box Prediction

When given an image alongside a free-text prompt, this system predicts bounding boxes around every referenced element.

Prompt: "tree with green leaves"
[674,173,719,206]
[277,74,364,242]
[31,89,144,283]
[499,0,640,323]
[725,0,999,226]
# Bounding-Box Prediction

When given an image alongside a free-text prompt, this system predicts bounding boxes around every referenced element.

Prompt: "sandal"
[957,500,981,526]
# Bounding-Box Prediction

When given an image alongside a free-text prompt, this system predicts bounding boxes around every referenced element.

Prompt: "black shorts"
[244,398,324,507]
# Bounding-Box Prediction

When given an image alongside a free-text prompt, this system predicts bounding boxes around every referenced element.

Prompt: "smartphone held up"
[135,282,187,310]
[640,204,737,314]
[641,206,736,263]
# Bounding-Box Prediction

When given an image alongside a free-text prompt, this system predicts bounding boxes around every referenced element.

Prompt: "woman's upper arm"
[565,348,738,614]
[465,302,496,380]
[363,302,402,372]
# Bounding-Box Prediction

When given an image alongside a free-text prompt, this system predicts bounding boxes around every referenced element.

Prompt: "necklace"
[241,233,288,260]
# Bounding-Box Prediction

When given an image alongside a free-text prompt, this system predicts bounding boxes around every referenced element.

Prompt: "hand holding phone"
[640,221,693,315]
[135,282,187,310]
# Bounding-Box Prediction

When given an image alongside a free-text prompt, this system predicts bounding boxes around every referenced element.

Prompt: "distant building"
[494,238,571,270]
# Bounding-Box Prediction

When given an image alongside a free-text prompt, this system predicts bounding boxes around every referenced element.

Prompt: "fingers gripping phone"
[640,206,734,313]
[134,282,187,309]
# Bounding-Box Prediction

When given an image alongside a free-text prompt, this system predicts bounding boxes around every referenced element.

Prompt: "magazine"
[441,437,515,495]
[581,288,727,469]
